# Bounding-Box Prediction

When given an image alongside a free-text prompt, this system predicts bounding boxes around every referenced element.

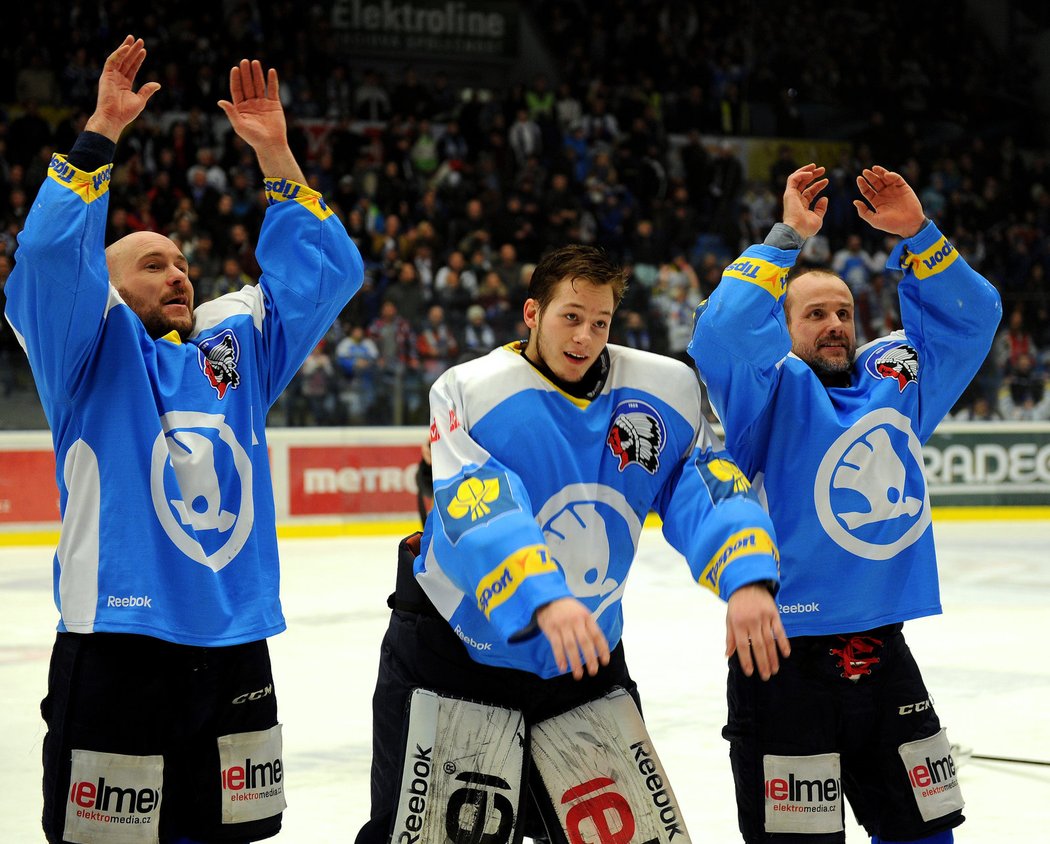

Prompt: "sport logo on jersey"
[866,342,918,392]
[606,400,666,474]
[198,329,242,399]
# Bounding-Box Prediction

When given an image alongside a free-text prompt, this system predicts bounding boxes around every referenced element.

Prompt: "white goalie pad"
[391,688,527,844]
[531,687,692,843]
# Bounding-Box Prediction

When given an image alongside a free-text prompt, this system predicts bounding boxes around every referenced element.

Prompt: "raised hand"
[782,163,829,239]
[218,60,304,182]
[85,36,161,143]
[853,165,926,237]
[218,61,286,151]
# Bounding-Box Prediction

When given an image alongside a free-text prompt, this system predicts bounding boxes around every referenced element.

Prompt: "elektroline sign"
[331,0,520,58]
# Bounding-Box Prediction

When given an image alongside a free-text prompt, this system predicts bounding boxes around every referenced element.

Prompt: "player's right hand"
[86,36,161,143]
[536,597,611,680]
[782,164,829,239]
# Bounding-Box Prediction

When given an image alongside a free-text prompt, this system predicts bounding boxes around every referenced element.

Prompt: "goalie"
[354,244,788,843]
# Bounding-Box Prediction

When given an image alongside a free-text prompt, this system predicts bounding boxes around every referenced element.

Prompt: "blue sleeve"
[888,222,1003,440]
[253,180,364,404]
[424,372,572,641]
[5,155,114,404]
[687,245,798,456]
[656,427,780,601]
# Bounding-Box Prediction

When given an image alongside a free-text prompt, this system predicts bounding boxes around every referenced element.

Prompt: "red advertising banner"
[288,444,422,516]
[0,450,59,523]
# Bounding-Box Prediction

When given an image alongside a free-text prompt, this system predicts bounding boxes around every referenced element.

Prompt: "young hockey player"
[357,243,788,843]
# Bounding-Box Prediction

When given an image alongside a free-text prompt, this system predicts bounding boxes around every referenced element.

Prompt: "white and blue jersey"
[5,154,363,646]
[690,222,1001,637]
[416,342,781,678]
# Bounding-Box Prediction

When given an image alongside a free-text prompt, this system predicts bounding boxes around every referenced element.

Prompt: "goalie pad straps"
[531,687,692,843]
[391,688,527,844]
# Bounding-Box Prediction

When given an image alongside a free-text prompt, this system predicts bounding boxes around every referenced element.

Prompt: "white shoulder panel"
[606,344,703,429]
[446,343,704,432]
[191,284,266,336]
[442,345,548,427]
[856,328,909,357]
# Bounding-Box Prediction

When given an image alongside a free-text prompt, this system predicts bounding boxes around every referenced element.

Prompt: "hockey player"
[356,243,788,842]
[4,37,363,843]
[689,164,1002,843]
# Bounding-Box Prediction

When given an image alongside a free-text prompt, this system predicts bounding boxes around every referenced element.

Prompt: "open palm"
[218,60,287,151]
[853,166,926,237]
[87,36,160,141]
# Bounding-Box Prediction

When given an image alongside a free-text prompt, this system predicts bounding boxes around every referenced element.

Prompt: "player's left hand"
[853,165,926,237]
[726,583,790,681]
[218,60,288,153]
[536,597,611,680]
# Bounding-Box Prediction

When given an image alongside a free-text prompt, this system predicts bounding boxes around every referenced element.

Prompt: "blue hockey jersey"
[416,342,781,678]
[5,154,363,646]
[690,222,1001,637]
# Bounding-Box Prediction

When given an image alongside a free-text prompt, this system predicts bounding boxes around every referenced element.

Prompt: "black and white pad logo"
[814,408,930,560]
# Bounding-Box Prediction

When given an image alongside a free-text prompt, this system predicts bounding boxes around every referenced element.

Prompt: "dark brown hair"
[528,244,629,311]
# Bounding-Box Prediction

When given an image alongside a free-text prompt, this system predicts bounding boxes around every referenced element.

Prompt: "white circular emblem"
[150,411,254,571]
[536,484,642,620]
[813,407,930,560]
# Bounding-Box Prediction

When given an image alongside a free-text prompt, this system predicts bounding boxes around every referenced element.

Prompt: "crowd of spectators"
[1,1,1050,426]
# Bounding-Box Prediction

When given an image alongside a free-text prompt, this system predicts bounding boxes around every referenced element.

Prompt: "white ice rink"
[2,519,1048,842]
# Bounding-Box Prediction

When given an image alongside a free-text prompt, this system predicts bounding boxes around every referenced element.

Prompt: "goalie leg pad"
[531,687,692,843]
[391,688,527,844]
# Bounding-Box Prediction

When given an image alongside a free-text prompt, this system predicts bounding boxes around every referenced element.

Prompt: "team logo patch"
[866,342,919,392]
[695,450,756,504]
[197,329,242,399]
[435,468,521,545]
[606,400,666,474]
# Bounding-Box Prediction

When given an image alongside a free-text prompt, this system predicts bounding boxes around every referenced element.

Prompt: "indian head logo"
[867,342,919,392]
[606,400,666,474]
[197,329,242,399]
